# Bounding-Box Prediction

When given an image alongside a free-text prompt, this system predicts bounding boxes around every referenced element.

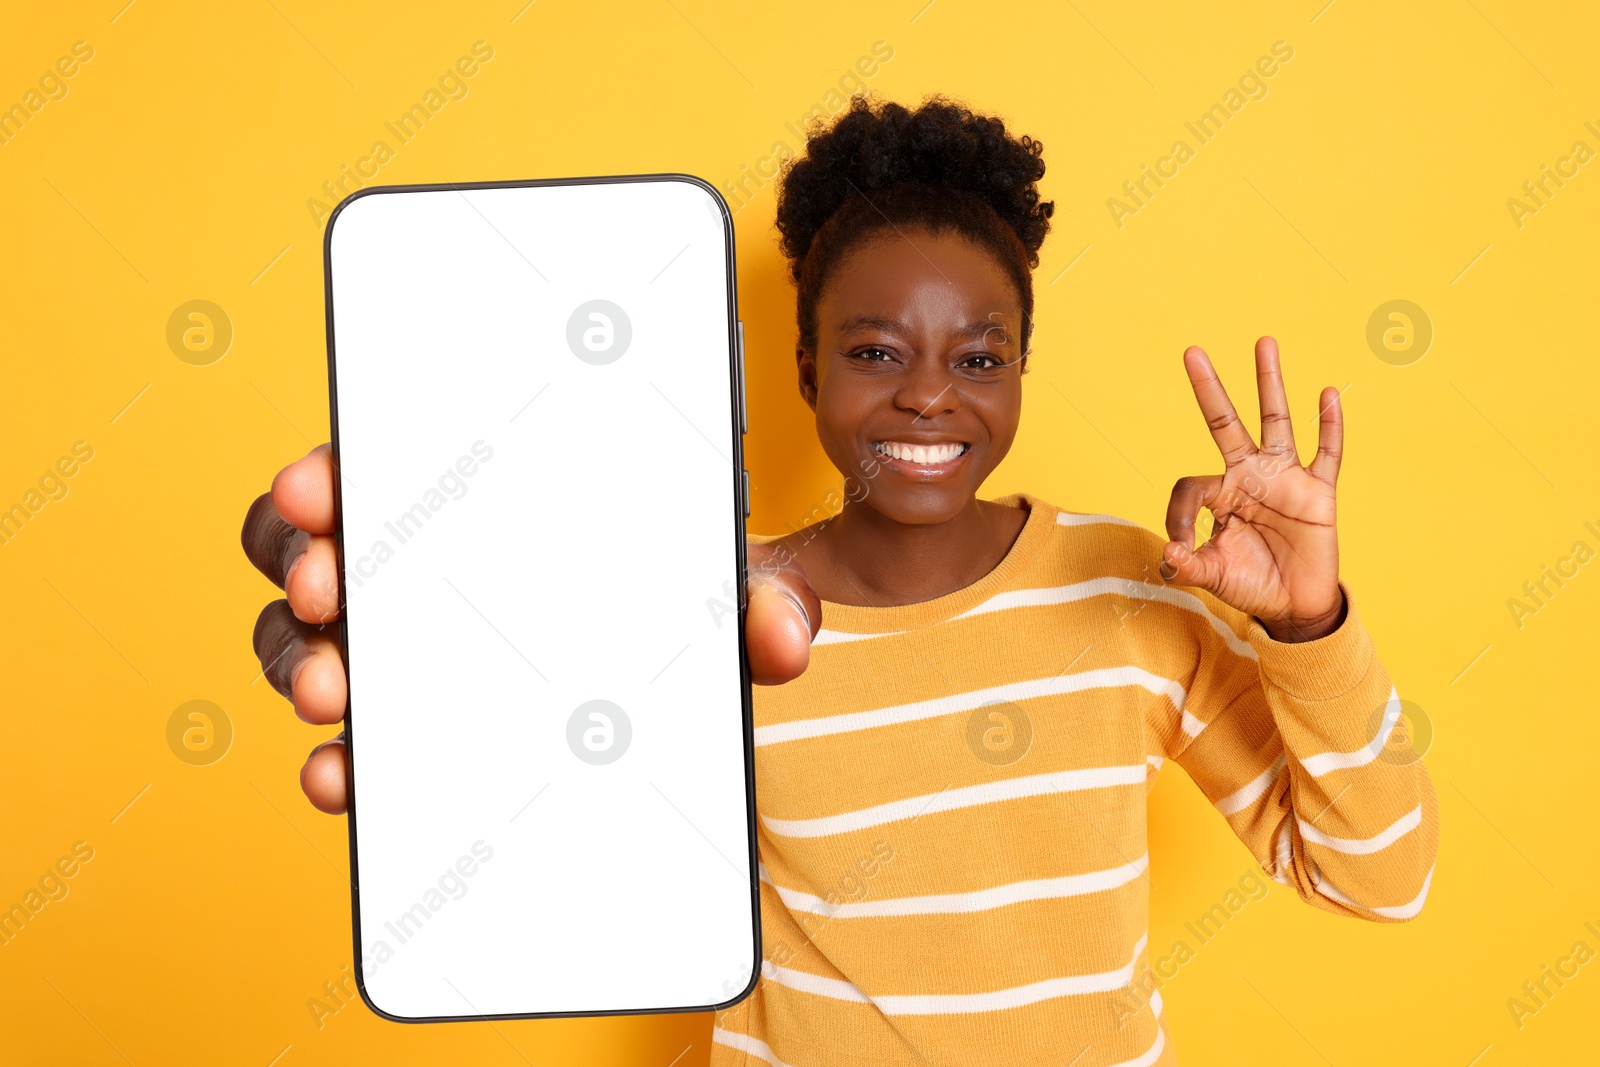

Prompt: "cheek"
[812,371,877,449]
[969,383,1022,455]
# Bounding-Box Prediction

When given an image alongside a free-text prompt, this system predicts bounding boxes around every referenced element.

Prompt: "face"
[798,226,1026,526]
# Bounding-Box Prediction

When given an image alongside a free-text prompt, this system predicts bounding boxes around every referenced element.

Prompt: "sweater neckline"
[794,492,1059,636]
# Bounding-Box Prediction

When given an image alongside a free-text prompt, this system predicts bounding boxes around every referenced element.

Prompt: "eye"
[959,352,1005,369]
[848,345,897,362]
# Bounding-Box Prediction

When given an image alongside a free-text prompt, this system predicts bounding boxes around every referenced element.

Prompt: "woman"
[243,95,1438,1066]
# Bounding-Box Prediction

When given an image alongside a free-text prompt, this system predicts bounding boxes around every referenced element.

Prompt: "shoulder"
[1006,491,1170,569]
[1010,492,1255,652]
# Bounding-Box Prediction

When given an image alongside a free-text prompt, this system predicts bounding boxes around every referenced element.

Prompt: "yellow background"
[2,0,1596,1063]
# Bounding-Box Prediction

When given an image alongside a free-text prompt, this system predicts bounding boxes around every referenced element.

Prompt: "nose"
[894,355,960,421]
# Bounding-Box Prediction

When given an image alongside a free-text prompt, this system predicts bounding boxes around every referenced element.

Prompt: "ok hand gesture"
[1160,336,1346,643]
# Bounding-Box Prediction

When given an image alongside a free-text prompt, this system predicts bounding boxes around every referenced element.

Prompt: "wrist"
[1258,588,1347,643]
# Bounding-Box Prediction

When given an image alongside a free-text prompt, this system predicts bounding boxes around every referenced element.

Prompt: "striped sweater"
[712,492,1439,1067]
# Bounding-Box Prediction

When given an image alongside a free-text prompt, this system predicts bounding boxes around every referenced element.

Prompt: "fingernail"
[779,589,813,637]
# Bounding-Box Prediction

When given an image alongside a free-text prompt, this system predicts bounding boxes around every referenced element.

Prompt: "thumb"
[746,580,813,684]
[1159,537,1226,594]
[744,540,822,686]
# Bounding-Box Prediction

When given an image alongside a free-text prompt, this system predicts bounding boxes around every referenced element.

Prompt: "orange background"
[2,1,1597,1063]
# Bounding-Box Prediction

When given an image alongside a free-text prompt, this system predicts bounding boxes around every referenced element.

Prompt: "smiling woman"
[708,94,1439,1067]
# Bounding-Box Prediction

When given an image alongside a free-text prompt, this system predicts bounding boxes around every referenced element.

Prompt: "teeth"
[875,441,967,464]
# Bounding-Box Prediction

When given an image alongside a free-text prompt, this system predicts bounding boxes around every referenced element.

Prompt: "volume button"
[736,319,747,435]
[742,469,750,518]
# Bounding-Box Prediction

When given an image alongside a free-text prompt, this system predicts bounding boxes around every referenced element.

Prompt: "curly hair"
[773,93,1054,358]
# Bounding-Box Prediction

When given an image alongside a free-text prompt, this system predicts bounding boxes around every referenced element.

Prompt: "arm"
[1168,578,1438,920]
[1153,335,1437,919]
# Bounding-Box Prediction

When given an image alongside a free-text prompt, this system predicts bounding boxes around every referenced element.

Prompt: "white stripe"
[761,961,871,1003]
[1180,709,1207,738]
[813,575,1257,661]
[755,667,1187,747]
[1215,753,1287,816]
[1055,510,1143,529]
[1146,754,1165,772]
[1110,1024,1167,1067]
[763,854,1151,918]
[1315,863,1434,920]
[761,934,1150,1014]
[814,627,894,646]
[1270,821,1293,885]
[951,578,1258,661]
[1299,686,1403,778]
[1298,804,1422,855]
[712,1027,796,1067]
[761,765,1148,838]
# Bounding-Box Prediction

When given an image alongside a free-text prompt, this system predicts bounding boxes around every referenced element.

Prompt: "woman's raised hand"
[1160,336,1346,643]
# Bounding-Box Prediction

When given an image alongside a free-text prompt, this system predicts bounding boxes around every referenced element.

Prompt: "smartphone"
[322,174,758,1022]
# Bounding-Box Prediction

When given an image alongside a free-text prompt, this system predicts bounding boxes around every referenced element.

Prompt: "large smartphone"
[322,175,758,1022]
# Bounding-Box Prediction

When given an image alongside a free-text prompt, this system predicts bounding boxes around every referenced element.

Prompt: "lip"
[870,439,972,480]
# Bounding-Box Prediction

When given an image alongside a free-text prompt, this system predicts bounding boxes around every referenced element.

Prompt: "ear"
[796,345,818,411]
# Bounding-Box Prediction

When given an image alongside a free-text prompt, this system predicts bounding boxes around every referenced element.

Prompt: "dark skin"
[769,230,1029,606]
[243,223,1348,813]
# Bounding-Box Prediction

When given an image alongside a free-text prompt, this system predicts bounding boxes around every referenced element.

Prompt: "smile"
[873,440,970,466]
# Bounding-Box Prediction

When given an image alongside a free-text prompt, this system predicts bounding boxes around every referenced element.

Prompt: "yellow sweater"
[712,492,1439,1067]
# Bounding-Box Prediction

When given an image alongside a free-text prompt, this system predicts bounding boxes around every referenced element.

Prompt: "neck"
[812,495,1019,607]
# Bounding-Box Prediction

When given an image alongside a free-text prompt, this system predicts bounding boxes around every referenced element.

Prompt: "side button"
[736,319,747,435]
[742,469,750,518]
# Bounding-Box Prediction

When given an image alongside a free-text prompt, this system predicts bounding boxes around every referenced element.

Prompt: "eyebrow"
[836,316,1010,343]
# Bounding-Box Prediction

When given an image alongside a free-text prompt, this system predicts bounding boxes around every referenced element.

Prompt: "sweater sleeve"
[1161,578,1439,922]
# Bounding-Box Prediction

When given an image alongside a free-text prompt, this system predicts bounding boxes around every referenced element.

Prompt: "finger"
[1164,474,1224,550]
[747,583,814,684]
[252,601,348,723]
[1254,336,1298,461]
[745,542,821,685]
[273,444,336,535]
[1183,346,1256,467]
[242,492,311,588]
[1159,536,1227,593]
[1309,385,1344,485]
[301,736,348,814]
[284,535,341,624]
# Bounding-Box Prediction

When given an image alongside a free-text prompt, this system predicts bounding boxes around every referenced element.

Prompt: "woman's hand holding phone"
[242,444,819,815]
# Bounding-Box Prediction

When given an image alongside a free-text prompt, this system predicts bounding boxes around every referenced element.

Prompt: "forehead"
[817,228,1021,335]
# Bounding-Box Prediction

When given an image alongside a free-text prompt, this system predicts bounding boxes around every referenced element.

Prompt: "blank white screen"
[327,177,755,1020]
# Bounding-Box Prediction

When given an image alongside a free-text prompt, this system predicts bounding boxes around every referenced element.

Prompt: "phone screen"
[324,176,757,1021]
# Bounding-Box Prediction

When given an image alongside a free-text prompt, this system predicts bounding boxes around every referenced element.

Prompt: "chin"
[862,482,977,526]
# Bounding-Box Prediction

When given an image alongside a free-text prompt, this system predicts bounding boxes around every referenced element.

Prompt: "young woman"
[243,96,1439,1066]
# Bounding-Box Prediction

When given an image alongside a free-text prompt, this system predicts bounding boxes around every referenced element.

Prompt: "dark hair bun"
[775,94,1054,283]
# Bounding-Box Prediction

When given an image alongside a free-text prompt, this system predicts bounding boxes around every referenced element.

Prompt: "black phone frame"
[322,173,760,1025]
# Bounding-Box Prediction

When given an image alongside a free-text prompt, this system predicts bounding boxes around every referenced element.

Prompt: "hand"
[1160,337,1345,643]
[242,444,819,814]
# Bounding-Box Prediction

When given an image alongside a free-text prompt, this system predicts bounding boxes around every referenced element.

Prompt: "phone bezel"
[321,172,760,1024]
